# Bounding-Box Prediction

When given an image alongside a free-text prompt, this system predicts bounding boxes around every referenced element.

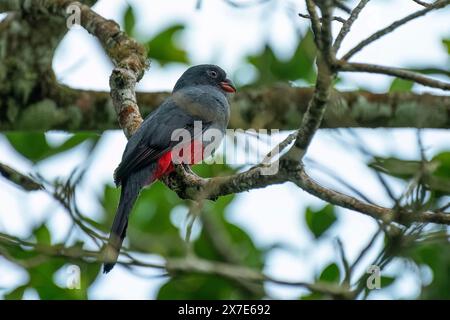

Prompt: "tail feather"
[103,169,151,273]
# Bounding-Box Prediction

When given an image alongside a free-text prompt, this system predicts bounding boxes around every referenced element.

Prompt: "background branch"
[342,0,450,60]
[0,162,43,191]
[338,61,450,91]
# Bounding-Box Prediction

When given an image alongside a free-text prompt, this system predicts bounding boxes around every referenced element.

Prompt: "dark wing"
[114,100,210,186]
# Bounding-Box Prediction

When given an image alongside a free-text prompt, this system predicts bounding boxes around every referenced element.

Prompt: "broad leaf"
[305,204,337,239]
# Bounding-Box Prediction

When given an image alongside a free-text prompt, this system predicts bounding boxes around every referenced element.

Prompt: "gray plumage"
[103,65,234,273]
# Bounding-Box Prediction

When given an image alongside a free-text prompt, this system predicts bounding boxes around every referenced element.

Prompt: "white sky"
[0,0,449,300]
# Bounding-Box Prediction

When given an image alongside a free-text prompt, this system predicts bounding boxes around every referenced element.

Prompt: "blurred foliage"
[145,25,189,65]
[366,148,450,299]
[246,30,317,86]
[389,78,414,92]
[101,182,185,257]
[2,223,100,299]
[1,131,268,299]
[5,133,98,164]
[158,274,250,299]
[123,5,136,37]
[1,8,450,302]
[123,5,189,65]
[442,38,450,55]
[318,262,340,283]
[406,236,450,299]
[369,152,450,196]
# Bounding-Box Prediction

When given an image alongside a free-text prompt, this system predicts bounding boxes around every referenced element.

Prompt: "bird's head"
[173,64,236,94]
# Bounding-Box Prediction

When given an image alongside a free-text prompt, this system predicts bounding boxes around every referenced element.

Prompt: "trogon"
[103,64,236,273]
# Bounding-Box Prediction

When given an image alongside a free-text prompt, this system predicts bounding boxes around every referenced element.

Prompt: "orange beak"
[220,79,236,93]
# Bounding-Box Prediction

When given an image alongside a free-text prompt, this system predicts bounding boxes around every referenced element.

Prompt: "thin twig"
[305,0,323,49]
[349,227,383,275]
[342,0,450,60]
[298,13,346,23]
[411,0,432,7]
[333,0,370,52]
[335,238,351,285]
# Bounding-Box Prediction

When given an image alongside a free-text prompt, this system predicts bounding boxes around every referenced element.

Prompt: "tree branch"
[163,160,450,226]
[2,86,449,131]
[298,12,346,24]
[337,61,450,91]
[305,0,323,49]
[342,0,450,61]
[0,0,147,138]
[285,1,335,160]
[411,0,432,7]
[0,162,43,191]
[0,232,352,298]
[333,0,370,52]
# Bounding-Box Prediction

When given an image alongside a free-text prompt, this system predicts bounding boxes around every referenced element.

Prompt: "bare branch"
[333,0,371,52]
[163,160,450,226]
[313,0,335,64]
[411,0,432,7]
[342,0,450,61]
[337,61,450,91]
[298,13,346,23]
[305,0,323,49]
[285,2,335,161]
[285,59,333,160]
[335,238,351,285]
[349,227,383,275]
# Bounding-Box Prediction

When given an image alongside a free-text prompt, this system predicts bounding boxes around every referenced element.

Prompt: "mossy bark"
[0,0,449,132]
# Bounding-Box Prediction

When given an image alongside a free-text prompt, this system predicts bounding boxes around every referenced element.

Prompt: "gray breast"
[172,85,230,127]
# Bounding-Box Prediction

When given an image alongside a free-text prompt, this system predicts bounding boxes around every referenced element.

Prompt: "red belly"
[152,140,204,180]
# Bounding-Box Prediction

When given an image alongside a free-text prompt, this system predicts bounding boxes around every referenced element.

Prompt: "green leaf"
[158,274,253,299]
[193,193,264,271]
[368,157,421,180]
[5,285,27,300]
[305,204,337,239]
[369,154,450,195]
[5,133,96,164]
[146,25,188,65]
[300,291,325,300]
[28,259,83,299]
[50,133,97,156]
[194,217,264,270]
[442,38,450,55]
[128,182,185,257]
[426,176,450,195]
[123,5,136,36]
[246,30,317,85]
[283,30,317,83]
[6,133,49,162]
[389,78,414,92]
[407,240,450,299]
[431,152,450,179]
[319,263,340,283]
[380,276,396,288]
[100,185,121,226]
[33,223,51,245]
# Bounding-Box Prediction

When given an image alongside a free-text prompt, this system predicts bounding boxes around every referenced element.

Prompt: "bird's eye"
[208,70,218,78]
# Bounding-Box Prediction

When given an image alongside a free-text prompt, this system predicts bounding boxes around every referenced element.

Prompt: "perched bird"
[103,64,236,273]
